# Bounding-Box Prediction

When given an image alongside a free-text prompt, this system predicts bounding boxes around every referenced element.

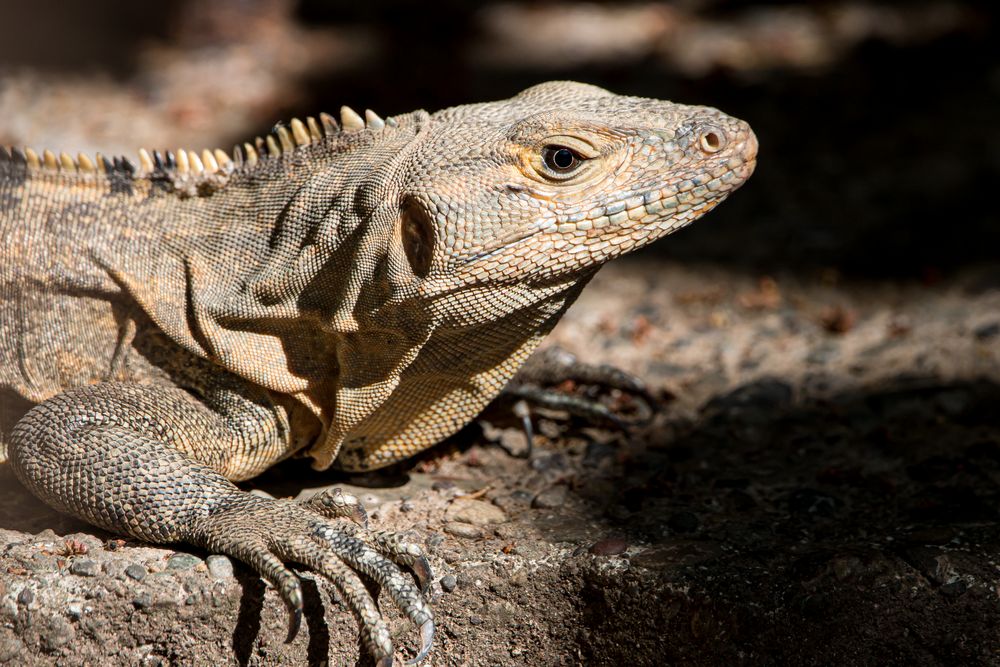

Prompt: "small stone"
[440,574,457,592]
[974,321,1000,341]
[590,537,629,556]
[16,588,33,606]
[425,533,446,549]
[469,615,483,626]
[443,522,484,539]
[441,550,463,564]
[66,602,84,619]
[69,559,99,577]
[166,552,202,571]
[510,489,533,503]
[530,452,567,473]
[133,592,152,609]
[125,564,147,581]
[532,486,568,510]
[667,511,700,533]
[27,555,58,574]
[206,555,234,580]
[102,560,126,579]
[432,480,456,492]
[447,500,507,526]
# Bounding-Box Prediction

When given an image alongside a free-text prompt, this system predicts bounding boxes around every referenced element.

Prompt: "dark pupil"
[550,147,576,170]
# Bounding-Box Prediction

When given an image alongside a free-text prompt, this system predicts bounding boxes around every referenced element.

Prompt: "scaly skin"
[0,81,756,664]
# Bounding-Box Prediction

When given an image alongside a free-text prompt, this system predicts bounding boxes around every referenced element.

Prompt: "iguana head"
[400,81,757,287]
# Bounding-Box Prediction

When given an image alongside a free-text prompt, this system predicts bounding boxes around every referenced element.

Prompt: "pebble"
[590,537,629,556]
[432,480,457,492]
[443,522,484,540]
[530,452,568,473]
[973,321,1000,340]
[16,588,33,606]
[425,533,446,549]
[469,615,483,626]
[132,592,152,609]
[440,574,457,592]
[69,559,99,577]
[66,602,84,619]
[492,492,529,512]
[166,553,202,571]
[125,564,147,581]
[206,555,234,580]
[532,486,568,510]
[447,500,507,526]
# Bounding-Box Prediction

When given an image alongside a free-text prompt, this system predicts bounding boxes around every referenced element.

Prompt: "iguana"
[0,81,756,664]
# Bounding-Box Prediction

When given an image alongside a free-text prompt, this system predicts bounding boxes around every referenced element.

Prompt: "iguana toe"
[195,495,432,664]
[301,487,370,528]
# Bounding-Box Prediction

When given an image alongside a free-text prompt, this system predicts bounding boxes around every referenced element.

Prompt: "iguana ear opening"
[399,197,434,278]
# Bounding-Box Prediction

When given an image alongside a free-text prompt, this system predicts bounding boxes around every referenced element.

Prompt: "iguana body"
[0,81,756,663]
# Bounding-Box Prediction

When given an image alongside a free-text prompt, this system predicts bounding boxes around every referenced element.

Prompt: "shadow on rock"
[553,376,1000,665]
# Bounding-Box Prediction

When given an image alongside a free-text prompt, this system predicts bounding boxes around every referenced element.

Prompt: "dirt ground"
[1,1,999,665]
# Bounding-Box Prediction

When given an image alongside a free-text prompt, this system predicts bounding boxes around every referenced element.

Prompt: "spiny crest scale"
[0,104,391,184]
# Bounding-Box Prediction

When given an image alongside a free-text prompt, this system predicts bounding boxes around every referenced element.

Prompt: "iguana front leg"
[7,382,433,665]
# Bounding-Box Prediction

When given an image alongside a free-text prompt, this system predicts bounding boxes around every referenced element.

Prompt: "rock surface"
[2,261,999,665]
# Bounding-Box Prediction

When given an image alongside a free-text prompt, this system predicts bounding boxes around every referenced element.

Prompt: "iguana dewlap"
[0,81,756,664]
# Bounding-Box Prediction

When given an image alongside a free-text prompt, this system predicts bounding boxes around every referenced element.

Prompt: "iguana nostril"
[699,129,724,154]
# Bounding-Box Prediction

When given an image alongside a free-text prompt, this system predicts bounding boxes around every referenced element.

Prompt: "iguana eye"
[541,145,583,174]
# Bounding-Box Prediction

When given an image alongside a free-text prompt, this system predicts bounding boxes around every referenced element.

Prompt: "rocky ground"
[2,259,999,666]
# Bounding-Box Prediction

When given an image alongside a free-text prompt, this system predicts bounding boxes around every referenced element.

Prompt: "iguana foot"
[506,346,656,427]
[9,385,433,665]
[195,489,434,664]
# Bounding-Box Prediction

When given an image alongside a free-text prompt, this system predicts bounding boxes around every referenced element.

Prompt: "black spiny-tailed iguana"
[0,81,757,664]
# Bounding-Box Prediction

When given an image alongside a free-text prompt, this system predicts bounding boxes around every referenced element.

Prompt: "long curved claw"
[368,530,434,593]
[513,399,535,458]
[284,591,303,643]
[406,619,435,665]
[231,540,305,643]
